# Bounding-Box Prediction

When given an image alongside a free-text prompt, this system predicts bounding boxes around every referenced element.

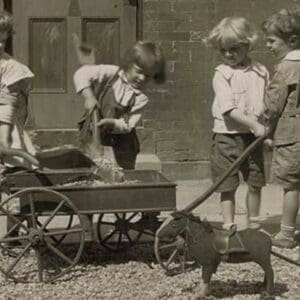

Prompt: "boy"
[262,8,300,248]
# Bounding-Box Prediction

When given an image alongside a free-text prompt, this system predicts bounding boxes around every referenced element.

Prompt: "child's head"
[120,41,166,90]
[204,17,257,67]
[262,8,300,59]
[0,11,13,56]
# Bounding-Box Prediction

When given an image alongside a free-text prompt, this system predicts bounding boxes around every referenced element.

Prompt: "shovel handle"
[91,109,100,144]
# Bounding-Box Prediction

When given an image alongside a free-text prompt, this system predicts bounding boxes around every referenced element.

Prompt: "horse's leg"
[197,264,216,297]
[258,260,274,298]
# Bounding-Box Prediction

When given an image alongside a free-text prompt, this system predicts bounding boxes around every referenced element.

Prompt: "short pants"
[210,133,266,192]
[271,142,300,190]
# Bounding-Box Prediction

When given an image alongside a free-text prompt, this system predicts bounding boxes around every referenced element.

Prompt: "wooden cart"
[0,168,176,283]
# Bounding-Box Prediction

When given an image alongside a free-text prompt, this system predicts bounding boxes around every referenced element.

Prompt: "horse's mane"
[171,211,213,232]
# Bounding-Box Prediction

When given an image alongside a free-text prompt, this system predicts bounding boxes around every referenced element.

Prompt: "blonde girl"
[204,17,269,230]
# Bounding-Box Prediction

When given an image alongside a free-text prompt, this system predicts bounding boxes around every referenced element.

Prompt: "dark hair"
[0,11,14,36]
[262,8,300,42]
[120,41,166,84]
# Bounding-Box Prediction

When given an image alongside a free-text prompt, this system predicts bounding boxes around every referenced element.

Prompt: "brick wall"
[141,0,300,180]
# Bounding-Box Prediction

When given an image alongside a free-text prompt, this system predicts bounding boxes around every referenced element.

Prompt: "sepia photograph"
[0,0,299,299]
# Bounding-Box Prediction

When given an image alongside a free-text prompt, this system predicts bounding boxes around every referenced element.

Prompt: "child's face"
[0,31,8,56]
[264,34,292,60]
[125,64,152,90]
[219,43,249,67]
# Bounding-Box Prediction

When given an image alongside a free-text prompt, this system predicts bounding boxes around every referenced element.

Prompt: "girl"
[0,10,36,168]
[73,40,165,170]
[204,17,269,230]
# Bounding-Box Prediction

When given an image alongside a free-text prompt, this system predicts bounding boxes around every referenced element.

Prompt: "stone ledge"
[162,160,210,181]
[136,154,162,171]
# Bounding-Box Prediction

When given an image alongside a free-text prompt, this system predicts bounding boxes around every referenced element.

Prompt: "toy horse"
[156,211,274,299]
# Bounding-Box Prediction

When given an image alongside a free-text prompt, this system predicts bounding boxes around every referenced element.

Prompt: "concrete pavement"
[174,179,300,233]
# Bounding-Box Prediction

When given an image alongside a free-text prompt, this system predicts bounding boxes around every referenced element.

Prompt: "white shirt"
[211,61,269,134]
[73,64,149,133]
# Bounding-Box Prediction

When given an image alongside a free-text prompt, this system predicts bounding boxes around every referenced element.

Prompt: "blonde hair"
[203,17,258,50]
[0,11,13,35]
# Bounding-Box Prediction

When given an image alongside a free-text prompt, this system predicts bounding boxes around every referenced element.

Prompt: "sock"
[280,223,295,239]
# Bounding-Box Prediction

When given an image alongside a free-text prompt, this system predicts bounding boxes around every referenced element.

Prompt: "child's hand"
[250,123,267,137]
[264,138,274,151]
[97,118,115,132]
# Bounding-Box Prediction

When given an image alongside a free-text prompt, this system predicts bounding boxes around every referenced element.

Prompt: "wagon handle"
[182,132,269,213]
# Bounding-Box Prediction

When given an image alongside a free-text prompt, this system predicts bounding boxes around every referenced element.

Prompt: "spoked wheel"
[96,212,144,252]
[1,214,75,257]
[0,187,85,283]
[154,234,195,275]
[26,214,74,247]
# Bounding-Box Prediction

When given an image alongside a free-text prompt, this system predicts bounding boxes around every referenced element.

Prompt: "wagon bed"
[0,168,176,283]
[5,169,176,214]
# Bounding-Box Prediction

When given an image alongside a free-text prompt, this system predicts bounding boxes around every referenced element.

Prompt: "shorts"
[112,129,140,170]
[210,133,266,192]
[271,142,300,190]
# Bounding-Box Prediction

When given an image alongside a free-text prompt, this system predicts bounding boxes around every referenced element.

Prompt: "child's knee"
[248,184,261,193]
[0,138,11,149]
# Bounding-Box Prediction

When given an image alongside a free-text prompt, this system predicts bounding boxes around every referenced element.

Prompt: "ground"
[0,242,299,299]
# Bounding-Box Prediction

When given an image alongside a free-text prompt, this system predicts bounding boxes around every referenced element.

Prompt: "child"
[262,8,300,249]
[0,11,36,168]
[204,17,268,230]
[73,40,165,170]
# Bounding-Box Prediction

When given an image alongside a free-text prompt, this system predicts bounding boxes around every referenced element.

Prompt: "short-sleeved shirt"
[0,53,34,124]
[212,61,269,134]
[264,50,300,146]
[73,64,149,133]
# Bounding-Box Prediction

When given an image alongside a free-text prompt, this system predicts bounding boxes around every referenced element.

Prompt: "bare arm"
[225,108,267,137]
[80,87,98,113]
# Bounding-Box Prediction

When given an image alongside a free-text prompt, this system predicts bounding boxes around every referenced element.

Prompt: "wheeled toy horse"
[154,134,300,299]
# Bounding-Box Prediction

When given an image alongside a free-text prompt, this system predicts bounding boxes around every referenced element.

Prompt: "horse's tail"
[271,250,300,266]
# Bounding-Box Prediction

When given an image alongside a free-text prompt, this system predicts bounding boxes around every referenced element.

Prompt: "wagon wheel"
[1,213,75,257]
[154,234,195,275]
[0,187,85,283]
[96,212,144,252]
[25,214,74,247]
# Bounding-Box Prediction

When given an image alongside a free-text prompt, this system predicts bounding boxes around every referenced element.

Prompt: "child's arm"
[80,87,98,112]
[213,71,266,137]
[264,70,288,122]
[225,109,266,137]
[98,94,148,134]
[98,113,142,134]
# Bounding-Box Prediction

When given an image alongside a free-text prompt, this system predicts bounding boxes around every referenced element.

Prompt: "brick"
[154,130,179,141]
[158,31,190,41]
[143,31,159,41]
[140,0,295,178]
[157,140,176,152]
[157,150,176,161]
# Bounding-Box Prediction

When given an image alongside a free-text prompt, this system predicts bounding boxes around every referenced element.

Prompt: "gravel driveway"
[0,242,299,300]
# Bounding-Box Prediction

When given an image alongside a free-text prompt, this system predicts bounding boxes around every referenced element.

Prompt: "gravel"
[0,242,299,299]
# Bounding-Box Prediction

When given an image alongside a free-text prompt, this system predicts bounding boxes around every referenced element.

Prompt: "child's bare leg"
[272,189,299,248]
[220,190,235,229]
[246,184,263,229]
[246,184,261,218]
[281,189,299,227]
[0,122,13,149]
